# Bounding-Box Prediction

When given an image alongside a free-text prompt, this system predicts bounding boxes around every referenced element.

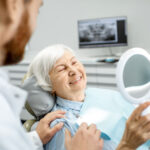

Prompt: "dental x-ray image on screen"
[78,16,127,48]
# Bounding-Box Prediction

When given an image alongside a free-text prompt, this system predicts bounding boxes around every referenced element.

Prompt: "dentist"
[0,0,102,150]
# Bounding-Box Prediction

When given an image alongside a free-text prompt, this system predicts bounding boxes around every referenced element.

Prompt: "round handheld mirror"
[116,48,150,115]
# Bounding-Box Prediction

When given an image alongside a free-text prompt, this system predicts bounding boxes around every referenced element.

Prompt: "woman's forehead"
[55,51,75,65]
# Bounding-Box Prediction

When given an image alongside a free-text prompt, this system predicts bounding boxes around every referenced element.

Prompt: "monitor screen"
[78,16,127,48]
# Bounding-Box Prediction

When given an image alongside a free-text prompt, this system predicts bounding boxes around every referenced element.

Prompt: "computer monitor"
[78,16,127,48]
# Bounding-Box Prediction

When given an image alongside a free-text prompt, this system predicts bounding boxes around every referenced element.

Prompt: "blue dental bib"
[75,88,150,149]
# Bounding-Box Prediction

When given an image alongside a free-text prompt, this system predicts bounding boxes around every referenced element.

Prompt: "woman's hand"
[65,123,103,150]
[117,102,150,150]
[36,110,65,144]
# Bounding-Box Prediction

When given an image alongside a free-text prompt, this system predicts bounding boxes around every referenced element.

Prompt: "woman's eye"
[58,69,64,72]
[72,61,77,65]
[58,67,65,72]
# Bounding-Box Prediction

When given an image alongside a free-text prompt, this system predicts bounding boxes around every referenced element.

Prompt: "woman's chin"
[70,84,86,91]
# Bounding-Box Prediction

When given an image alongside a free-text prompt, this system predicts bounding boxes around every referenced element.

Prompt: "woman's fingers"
[142,122,150,132]
[129,102,150,122]
[137,114,150,127]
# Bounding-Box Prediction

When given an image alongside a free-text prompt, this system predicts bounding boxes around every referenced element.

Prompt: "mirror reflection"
[123,55,150,98]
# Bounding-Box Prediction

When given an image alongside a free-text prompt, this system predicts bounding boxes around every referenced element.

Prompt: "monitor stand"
[108,47,115,56]
[96,47,120,63]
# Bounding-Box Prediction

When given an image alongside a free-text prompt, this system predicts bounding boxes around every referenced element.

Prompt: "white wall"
[24,0,150,60]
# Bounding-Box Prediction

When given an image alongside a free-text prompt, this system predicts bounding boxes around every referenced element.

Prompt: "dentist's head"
[0,0,43,65]
[27,44,87,101]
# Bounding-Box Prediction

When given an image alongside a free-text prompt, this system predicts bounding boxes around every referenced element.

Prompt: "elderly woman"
[26,44,148,150]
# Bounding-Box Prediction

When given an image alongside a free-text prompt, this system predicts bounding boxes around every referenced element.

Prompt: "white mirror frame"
[116,48,150,104]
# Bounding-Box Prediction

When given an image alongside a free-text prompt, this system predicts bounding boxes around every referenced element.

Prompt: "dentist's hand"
[36,110,65,144]
[65,123,103,150]
[117,102,150,150]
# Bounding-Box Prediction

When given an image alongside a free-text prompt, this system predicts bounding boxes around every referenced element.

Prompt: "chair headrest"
[21,76,55,117]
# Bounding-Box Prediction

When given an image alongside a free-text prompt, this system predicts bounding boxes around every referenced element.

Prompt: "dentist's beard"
[3,10,31,65]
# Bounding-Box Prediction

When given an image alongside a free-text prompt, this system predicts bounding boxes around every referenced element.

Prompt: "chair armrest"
[23,119,37,132]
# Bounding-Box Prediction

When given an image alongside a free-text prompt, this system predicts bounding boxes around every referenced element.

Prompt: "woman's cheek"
[56,75,66,84]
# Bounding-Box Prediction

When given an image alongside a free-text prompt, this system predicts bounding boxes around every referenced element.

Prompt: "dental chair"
[22,76,55,132]
[23,102,37,132]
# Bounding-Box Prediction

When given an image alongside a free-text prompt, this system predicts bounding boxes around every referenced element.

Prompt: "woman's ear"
[6,0,24,25]
[51,89,56,96]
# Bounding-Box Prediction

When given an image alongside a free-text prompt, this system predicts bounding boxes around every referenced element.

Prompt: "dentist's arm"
[65,123,103,150]
[117,102,150,150]
[28,110,65,150]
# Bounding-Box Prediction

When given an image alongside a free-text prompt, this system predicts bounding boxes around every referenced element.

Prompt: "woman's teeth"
[70,77,81,84]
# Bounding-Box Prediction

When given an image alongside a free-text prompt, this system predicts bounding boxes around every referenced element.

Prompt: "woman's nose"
[68,68,77,76]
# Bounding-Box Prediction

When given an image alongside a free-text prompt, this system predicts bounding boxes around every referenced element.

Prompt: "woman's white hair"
[27,44,75,92]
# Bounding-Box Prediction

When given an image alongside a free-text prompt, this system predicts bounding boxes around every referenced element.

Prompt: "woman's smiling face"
[49,51,87,100]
